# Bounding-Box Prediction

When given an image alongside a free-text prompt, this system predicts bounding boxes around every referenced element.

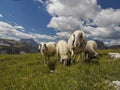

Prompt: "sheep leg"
[77,53,82,62]
[71,50,75,63]
[44,57,49,67]
[84,53,87,62]
[46,57,49,66]
[44,56,47,67]
[88,55,91,62]
[85,53,89,62]
[63,60,67,66]
[58,54,62,63]
[57,49,60,61]
[77,55,80,62]
[71,55,76,63]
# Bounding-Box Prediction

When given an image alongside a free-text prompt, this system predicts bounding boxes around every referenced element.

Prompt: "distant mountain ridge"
[94,40,107,49]
[20,38,38,47]
[94,40,120,49]
[0,38,120,54]
[0,38,39,54]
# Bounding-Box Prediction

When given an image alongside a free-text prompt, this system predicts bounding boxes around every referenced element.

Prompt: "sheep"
[113,54,120,60]
[68,30,87,63]
[38,42,56,66]
[108,52,120,60]
[84,40,98,62]
[56,40,71,66]
[108,53,120,60]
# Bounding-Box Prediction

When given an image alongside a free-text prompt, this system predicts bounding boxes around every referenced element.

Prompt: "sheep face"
[40,43,48,54]
[38,44,42,52]
[62,59,71,66]
[72,30,86,47]
[72,33,83,48]
[61,55,71,66]
[88,53,98,59]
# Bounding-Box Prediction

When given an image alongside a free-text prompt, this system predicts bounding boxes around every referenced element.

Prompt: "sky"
[0,0,120,46]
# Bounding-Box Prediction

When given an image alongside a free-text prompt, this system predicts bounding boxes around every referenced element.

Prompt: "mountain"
[0,38,26,54]
[94,40,107,49]
[107,45,120,49]
[0,38,25,48]
[20,38,39,53]
[94,40,120,49]
[0,38,39,54]
[20,38,38,47]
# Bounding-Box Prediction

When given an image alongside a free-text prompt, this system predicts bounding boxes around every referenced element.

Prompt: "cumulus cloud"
[47,16,83,32]
[55,31,71,40]
[14,25,25,32]
[0,14,3,18]
[84,26,120,39]
[45,0,120,45]
[46,0,101,19]
[94,8,120,27]
[0,21,55,42]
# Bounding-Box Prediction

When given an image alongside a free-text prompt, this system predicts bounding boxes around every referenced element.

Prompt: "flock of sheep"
[38,30,99,66]
[38,30,120,67]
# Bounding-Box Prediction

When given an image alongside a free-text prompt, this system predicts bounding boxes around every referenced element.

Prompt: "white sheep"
[113,54,120,60]
[84,40,98,62]
[68,30,87,62]
[38,42,56,66]
[108,53,120,60]
[56,40,71,66]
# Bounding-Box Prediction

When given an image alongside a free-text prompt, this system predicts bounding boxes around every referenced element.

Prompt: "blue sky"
[0,0,120,45]
[0,0,55,35]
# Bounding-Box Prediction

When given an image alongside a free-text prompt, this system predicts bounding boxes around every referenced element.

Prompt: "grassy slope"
[0,49,120,90]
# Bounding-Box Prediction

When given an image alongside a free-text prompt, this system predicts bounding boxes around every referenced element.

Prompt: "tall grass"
[0,49,120,90]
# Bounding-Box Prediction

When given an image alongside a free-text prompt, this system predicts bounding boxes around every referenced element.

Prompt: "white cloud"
[34,0,45,5]
[0,21,55,42]
[45,0,120,45]
[46,0,101,19]
[94,8,120,27]
[14,25,24,29]
[48,16,83,32]
[55,32,71,40]
[84,25,120,39]
[14,25,25,32]
[0,14,3,18]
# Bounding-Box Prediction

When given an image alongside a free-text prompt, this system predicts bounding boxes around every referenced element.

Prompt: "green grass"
[0,49,120,90]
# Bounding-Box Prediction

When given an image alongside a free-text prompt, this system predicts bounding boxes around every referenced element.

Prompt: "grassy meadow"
[0,49,120,90]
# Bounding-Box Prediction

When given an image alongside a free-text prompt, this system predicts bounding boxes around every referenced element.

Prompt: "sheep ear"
[44,44,48,49]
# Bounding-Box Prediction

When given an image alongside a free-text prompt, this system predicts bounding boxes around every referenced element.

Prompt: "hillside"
[0,49,120,90]
[20,38,38,47]
[0,38,39,54]
[94,40,120,49]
